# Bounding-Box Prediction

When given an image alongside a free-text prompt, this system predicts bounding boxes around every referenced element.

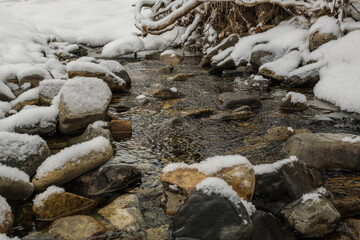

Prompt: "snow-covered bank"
[0,0,137,47]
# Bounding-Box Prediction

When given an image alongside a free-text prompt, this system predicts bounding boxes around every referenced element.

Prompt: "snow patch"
[342,136,360,143]
[0,164,30,183]
[310,16,340,37]
[301,187,327,203]
[33,185,65,208]
[283,92,307,104]
[254,156,298,175]
[102,36,145,57]
[92,121,108,129]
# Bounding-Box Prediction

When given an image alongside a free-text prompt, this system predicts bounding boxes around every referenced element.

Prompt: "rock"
[282,62,321,87]
[69,45,88,57]
[157,65,174,74]
[181,108,215,119]
[48,215,106,240]
[65,164,142,197]
[281,189,340,238]
[0,166,33,201]
[250,50,277,70]
[170,73,194,82]
[98,194,145,232]
[32,137,113,192]
[0,132,50,176]
[146,225,170,240]
[113,69,131,89]
[164,191,187,216]
[250,211,297,240]
[160,50,182,66]
[218,92,261,109]
[209,58,236,75]
[99,60,132,89]
[19,74,45,88]
[68,123,112,146]
[259,67,286,82]
[0,197,13,236]
[39,79,66,106]
[152,88,182,100]
[33,192,97,221]
[59,77,112,134]
[108,120,132,141]
[284,133,360,171]
[253,160,320,214]
[0,82,15,102]
[172,191,252,240]
[324,174,360,217]
[245,75,270,91]
[280,92,308,112]
[217,109,254,121]
[309,32,337,51]
[22,232,64,240]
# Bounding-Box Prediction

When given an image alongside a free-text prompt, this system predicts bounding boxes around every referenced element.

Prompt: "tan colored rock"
[259,67,285,82]
[160,51,182,66]
[108,120,132,141]
[309,32,337,51]
[170,73,195,82]
[164,191,187,216]
[19,74,45,87]
[48,215,106,240]
[0,212,13,236]
[182,108,215,119]
[68,123,112,146]
[14,99,39,112]
[68,71,127,92]
[33,192,97,221]
[146,225,170,240]
[32,139,113,192]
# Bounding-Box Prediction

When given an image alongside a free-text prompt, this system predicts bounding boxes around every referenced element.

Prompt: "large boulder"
[218,92,261,109]
[65,164,142,197]
[67,61,127,92]
[0,165,33,201]
[284,133,360,171]
[59,77,112,134]
[0,132,50,176]
[0,196,13,236]
[281,188,340,238]
[33,186,97,221]
[250,211,297,240]
[48,215,106,240]
[32,136,113,192]
[253,157,320,214]
[172,190,252,240]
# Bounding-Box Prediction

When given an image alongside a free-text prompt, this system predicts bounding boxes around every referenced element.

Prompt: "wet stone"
[218,92,261,109]
[151,88,183,100]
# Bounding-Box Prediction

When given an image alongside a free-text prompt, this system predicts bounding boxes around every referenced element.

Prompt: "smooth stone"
[48,215,107,240]
[160,52,182,66]
[14,98,39,112]
[181,108,215,119]
[108,120,132,141]
[68,123,112,146]
[218,92,261,109]
[284,133,360,171]
[172,191,252,240]
[259,67,286,82]
[281,189,340,238]
[152,88,183,100]
[283,62,321,87]
[0,175,33,201]
[170,73,194,82]
[164,191,187,216]
[19,74,45,88]
[65,164,142,197]
[33,192,97,221]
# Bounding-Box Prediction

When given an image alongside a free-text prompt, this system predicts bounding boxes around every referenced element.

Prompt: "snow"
[0,164,30,183]
[161,50,177,57]
[342,136,360,143]
[92,121,108,129]
[60,77,111,115]
[10,87,39,107]
[0,0,138,47]
[0,234,20,240]
[301,187,327,203]
[136,94,146,99]
[288,127,294,132]
[313,31,360,113]
[0,102,11,119]
[0,196,11,226]
[39,79,66,99]
[99,60,125,73]
[163,155,252,175]
[254,156,298,175]
[260,50,302,77]
[33,185,65,208]
[283,92,307,104]
[170,87,178,93]
[35,136,110,179]
[0,81,15,101]
[309,16,340,37]
[196,177,256,215]
[0,131,46,162]
[102,36,145,57]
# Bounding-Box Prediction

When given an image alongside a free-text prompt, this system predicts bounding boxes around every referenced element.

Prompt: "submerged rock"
[218,92,261,109]
[108,120,132,141]
[281,188,340,237]
[65,164,142,197]
[284,133,360,171]
[48,215,106,240]
[172,191,252,240]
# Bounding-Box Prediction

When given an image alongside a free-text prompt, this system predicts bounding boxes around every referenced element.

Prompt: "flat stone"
[172,191,252,240]
[259,67,286,82]
[48,215,106,240]
[33,192,97,221]
[151,88,183,100]
[284,133,360,171]
[65,164,142,197]
[170,73,195,82]
[19,74,45,88]
[164,191,187,216]
[108,120,132,141]
[219,92,261,109]
[181,108,215,119]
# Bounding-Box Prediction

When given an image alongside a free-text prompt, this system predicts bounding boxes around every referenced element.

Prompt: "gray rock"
[250,50,277,70]
[281,189,340,237]
[284,133,360,171]
[172,191,252,240]
[219,92,261,109]
[283,62,322,87]
[0,132,50,177]
[68,123,112,146]
[0,172,33,201]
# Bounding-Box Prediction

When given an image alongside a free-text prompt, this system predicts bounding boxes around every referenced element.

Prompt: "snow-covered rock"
[99,60,131,89]
[67,61,127,92]
[32,136,113,192]
[160,50,183,65]
[39,79,66,106]
[309,16,339,51]
[0,196,13,235]
[10,88,40,112]
[0,82,15,102]
[58,77,112,134]
[280,91,308,112]
[0,102,11,120]
[0,164,33,201]
[0,132,50,176]
[102,35,145,57]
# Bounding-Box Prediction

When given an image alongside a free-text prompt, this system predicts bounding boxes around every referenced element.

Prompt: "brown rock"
[0,212,13,236]
[259,67,285,82]
[164,191,187,216]
[170,73,195,82]
[280,94,308,112]
[33,192,97,221]
[48,215,106,240]
[0,175,33,201]
[152,88,182,100]
[182,108,215,119]
[218,92,261,109]
[160,51,182,66]
[14,99,39,112]
[19,74,45,87]
[250,50,277,70]
[309,32,337,52]
[146,225,170,240]
[108,120,132,141]
[68,71,127,92]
